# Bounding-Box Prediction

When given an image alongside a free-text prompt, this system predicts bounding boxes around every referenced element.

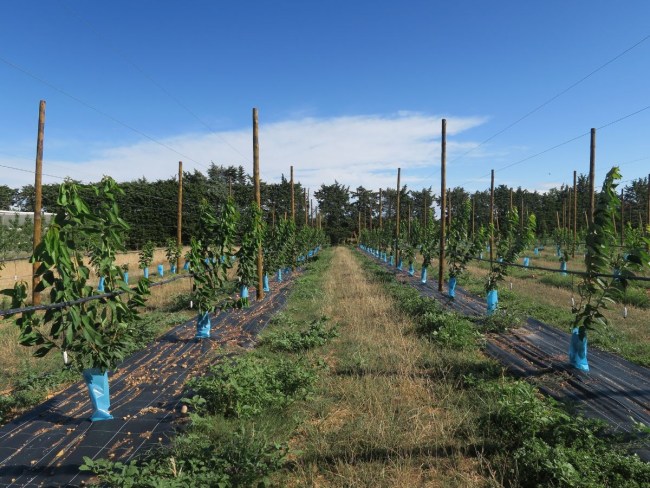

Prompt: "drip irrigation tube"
[471,256,650,282]
[0,273,192,318]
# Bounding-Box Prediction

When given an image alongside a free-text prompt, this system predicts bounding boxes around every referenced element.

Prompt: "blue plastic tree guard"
[421,266,427,284]
[195,311,210,339]
[123,272,129,284]
[157,264,164,277]
[523,257,530,267]
[241,286,249,299]
[569,328,589,371]
[397,259,402,270]
[143,267,149,279]
[448,277,457,298]
[560,261,567,276]
[408,262,415,276]
[171,265,177,274]
[277,269,283,282]
[487,289,498,315]
[82,368,113,421]
[97,277,105,292]
[263,273,270,292]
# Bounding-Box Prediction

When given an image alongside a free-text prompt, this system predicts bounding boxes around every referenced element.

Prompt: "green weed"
[185,353,320,419]
[260,316,338,352]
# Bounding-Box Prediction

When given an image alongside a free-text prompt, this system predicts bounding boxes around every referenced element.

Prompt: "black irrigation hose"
[471,256,650,282]
[0,272,193,318]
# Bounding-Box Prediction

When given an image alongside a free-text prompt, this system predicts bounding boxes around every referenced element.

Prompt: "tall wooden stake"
[32,100,46,306]
[228,176,232,198]
[573,170,577,257]
[290,165,295,222]
[379,188,383,229]
[438,119,447,292]
[490,169,495,268]
[177,161,183,271]
[253,108,264,300]
[647,173,650,236]
[395,168,401,264]
[567,188,572,233]
[357,211,361,243]
[304,189,308,226]
[588,128,596,224]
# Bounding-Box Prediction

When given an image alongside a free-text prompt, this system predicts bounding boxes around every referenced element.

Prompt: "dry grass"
[285,247,487,487]
[0,247,189,300]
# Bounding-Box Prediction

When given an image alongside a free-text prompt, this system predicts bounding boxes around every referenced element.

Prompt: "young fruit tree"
[446,200,484,298]
[186,198,238,338]
[235,203,265,307]
[569,167,649,371]
[2,178,149,421]
[484,209,536,315]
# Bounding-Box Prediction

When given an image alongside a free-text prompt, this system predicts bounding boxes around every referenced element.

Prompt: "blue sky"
[1,0,649,195]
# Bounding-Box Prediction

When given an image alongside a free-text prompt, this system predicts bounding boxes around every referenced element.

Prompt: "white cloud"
[2,112,490,191]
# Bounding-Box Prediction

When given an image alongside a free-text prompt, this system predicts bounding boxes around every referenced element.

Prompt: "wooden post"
[438,119,447,292]
[647,173,650,236]
[32,100,46,306]
[567,188,572,233]
[357,211,361,244]
[395,168,401,264]
[556,211,560,230]
[177,161,183,271]
[573,170,577,257]
[290,165,295,222]
[379,188,383,229]
[304,189,308,227]
[588,128,596,224]
[490,169,495,268]
[253,108,264,300]
[311,198,314,227]
[228,176,232,198]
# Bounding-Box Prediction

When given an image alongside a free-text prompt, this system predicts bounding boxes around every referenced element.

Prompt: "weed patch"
[260,316,338,352]
[186,353,321,419]
[477,379,650,487]
[82,422,287,487]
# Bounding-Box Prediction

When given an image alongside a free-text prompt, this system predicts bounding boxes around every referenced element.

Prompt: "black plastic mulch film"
[0,272,295,488]
[362,250,650,461]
